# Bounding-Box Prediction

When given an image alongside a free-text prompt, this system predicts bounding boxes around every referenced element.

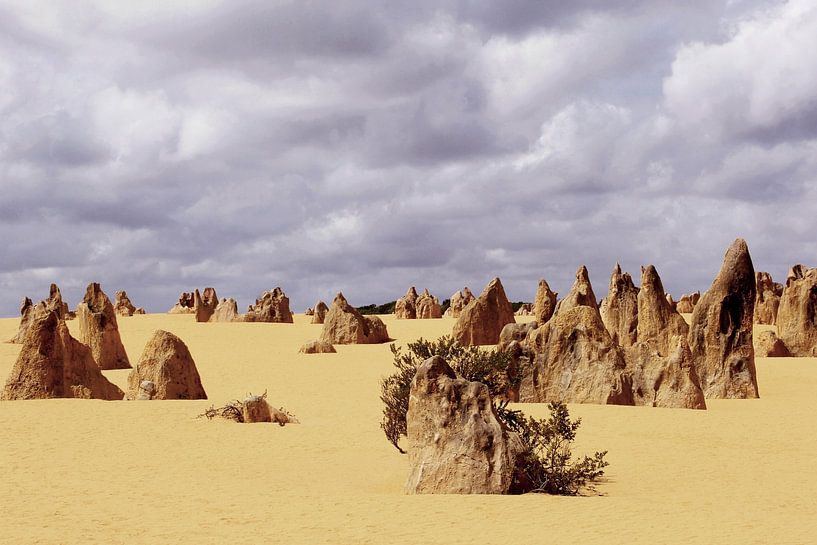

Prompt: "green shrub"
[380,336,609,495]
[380,336,513,453]
[497,401,608,495]
[357,301,397,315]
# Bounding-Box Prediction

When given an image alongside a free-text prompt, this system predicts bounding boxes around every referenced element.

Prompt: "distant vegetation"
[511,301,531,312]
[356,301,396,315]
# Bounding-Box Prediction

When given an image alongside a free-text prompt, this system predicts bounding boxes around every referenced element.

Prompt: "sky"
[1,0,816,316]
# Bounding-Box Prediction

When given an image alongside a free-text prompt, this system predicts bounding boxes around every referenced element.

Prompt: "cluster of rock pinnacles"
[7,238,817,494]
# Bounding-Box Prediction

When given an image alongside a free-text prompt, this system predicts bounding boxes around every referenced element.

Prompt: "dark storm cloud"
[1,0,816,316]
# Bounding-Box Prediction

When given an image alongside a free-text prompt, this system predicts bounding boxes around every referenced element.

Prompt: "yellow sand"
[1,314,815,545]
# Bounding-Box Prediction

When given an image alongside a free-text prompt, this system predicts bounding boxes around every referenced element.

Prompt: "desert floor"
[0,313,815,545]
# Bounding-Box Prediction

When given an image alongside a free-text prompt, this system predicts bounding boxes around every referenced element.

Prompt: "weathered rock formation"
[193,287,219,323]
[676,292,700,314]
[210,298,239,322]
[514,304,532,316]
[304,307,314,316]
[114,290,138,317]
[753,330,790,357]
[533,279,558,325]
[298,340,337,354]
[46,284,69,319]
[416,289,443,319]
[125,330,206,400]
[135,380,156,400]
[320,293,390,344]
[394,287,419,319]
[8,297,34,344]
[2,307,124,400]
[666,293,677,312]
[754,271,783,325]
[777,265,817,356]
[311,301,329,324]
[599,264,639,348]
[405,355,524,494]
[556,266,598,313]
[617,266,705,409]
[168,291,195,314]
[76,283,131,370]
[688,239,759,399]
[452,278,515,346]
[448,287,475,318]
[244,287,294,323]
[519,305,634,405]
[637,265,689,355]
[626,335,706,409]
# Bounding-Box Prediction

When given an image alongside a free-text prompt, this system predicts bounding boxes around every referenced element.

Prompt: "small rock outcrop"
[666,294,677,312]
[753,330,790,357]
[452,278,516,346]
[320,293,390,344]
[304,307,314,316]
[135,380,156,400]
[168,292,195,314]
[298,340,337,354]
[533,279,558,325]
[2,307,124,400]
[688,239,759,399]
[210,298,239,322]
[394,287,419,319]
[514,304,532,316]
[520,306,634,405]
[194,287,219,323]
[76,283,131,370]
[125,330,207,400]
[599,264,639,348]
[447,287,475,318]
[676,292,700,314]
[777,265,817,356]
[242,395,273,423]
[405,355,524,495]
[244,287,294,323]
[556,266,598,313]
[416,289,443,319]
[754,272,783,325]
[311,301,329,324]
[114,290,138,317]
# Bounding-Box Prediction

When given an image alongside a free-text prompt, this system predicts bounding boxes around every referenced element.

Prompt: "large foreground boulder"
[320,293,390,344]
[688,239,759,399]
[2,308,123,400]
[447,287,475,318]
[405,356,524,494]
[599,264,638,348]
[777,265,817,356]
[210,298,239,322]
[311,301,329,324]
[533,279,558,324]
[76,283,131,370]
[452,278,515,346]
[754,272,782,325]
[125,330,207,400]
[519,306,634,405]
[244,287,294,323]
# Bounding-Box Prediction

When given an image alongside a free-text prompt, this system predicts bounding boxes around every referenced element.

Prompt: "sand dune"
[1,313,815,544]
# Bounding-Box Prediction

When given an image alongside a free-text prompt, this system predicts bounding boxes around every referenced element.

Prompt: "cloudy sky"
[1,0,816,316]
